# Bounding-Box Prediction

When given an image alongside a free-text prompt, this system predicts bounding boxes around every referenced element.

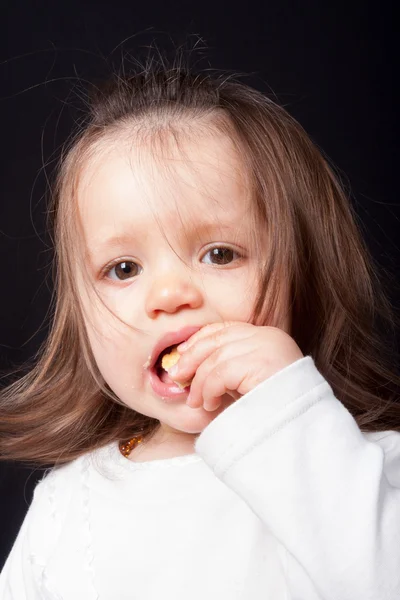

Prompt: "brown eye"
[202,247,239,265]
[107,261,142,281]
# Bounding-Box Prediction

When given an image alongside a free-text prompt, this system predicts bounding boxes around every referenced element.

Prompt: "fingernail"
[177,342,188,352]
[169,365,179,377]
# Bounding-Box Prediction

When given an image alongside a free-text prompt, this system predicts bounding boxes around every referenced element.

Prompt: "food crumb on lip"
[143,355,151,369]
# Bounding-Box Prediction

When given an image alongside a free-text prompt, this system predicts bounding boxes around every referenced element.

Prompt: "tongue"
[159,369,175,385]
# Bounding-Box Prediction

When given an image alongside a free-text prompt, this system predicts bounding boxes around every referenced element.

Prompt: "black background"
[0,0,398,570]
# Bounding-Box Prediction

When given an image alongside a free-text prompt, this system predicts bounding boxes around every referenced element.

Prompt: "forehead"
[77,129,253,248]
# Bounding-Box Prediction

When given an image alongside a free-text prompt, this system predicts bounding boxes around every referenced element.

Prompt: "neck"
[128,431,196,462]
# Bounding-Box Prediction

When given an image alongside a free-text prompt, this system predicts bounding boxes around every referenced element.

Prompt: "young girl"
[1,49,400,600]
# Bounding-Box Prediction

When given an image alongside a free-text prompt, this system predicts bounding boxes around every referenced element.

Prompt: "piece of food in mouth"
[160,346,192,389]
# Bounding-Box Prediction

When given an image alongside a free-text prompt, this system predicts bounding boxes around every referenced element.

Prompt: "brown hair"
[1,47,400,467]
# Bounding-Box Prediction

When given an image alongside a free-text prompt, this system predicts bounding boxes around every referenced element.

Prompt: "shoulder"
[28,441,120,537]
[34,452,84,500]
[364,430,400,487]
[0,456,87,594]
[25,454,85,561]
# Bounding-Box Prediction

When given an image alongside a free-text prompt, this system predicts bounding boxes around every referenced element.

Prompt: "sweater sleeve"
[194,355,400,600]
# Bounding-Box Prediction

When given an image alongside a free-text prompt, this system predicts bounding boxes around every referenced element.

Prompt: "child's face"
[76,126,289,447]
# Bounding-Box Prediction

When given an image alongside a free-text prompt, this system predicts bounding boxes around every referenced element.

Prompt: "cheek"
[86,326,143,403]
[206,272,259,321]
[84,315,137,383]
[81,286,133,351]
[215,294,255,322]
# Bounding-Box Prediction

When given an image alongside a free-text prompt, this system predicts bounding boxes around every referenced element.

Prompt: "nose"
[145,273,203,319]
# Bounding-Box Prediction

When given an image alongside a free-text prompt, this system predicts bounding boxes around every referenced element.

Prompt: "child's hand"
[170,322,304,411]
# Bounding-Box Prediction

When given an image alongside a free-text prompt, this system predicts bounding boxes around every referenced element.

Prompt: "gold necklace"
[119,436,144,457]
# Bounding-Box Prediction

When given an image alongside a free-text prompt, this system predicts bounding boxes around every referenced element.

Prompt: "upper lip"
[145,325,202,371]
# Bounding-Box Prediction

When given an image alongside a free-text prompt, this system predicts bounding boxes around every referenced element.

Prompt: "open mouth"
[147,326,201,399]
[154,345,192,389]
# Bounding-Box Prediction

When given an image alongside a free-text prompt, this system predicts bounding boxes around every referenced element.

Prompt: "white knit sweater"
[1,356,399,599]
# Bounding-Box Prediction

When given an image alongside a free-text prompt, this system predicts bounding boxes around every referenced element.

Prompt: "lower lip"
[149,369,190,402]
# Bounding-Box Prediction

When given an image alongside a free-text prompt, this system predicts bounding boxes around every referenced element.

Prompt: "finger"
[189,356,250,411]
[187,349,253,410]
[172,329,255,385]
[177,321,242,352]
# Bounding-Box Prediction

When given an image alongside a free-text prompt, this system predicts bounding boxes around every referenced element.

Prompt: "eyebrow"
[90,220,243,253]
[91,232,140,251]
